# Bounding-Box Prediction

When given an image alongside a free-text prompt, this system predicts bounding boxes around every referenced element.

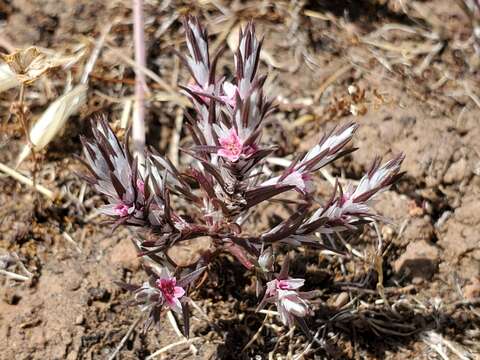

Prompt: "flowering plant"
[80,17,404,336]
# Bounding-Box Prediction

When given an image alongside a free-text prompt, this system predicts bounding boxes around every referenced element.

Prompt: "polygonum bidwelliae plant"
[80,17,404,336]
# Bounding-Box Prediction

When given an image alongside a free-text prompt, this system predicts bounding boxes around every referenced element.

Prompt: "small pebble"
[75,314,84,325]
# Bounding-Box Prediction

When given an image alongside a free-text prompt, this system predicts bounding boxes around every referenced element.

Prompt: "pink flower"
[264,277,311,326]
[277,290,311,325]
[266,278,305,296]
[258,247,274,272]
[261,171,314,195]
[114,203,131,217]
[218,129,245,162]
[156,276,185,313]
[283,171,314,194]
[339,192,352,206]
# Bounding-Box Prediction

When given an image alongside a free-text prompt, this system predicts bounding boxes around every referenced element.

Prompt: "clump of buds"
[81,17,404,336]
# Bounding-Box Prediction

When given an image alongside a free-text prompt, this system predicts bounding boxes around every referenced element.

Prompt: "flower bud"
[258,247,274,272]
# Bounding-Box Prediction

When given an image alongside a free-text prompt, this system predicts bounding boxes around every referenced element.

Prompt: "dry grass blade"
[243,313,269,351]
[11,252,33,278]
[16,84,87,166]
[120,98,133,129]
[80,22,112,84]
[166,310,198,356]
[0,269,30,281]
[106,44,190,107]
[168,107,184,167]
[422,331,474,360]
[132,0,147,164]
[313,64,352,102]
[145,337,201,360]
[107,317,142,360]
[0,162,55,199]
[227,23,290,69]
[61,232,82,254]
[106,44,171,94]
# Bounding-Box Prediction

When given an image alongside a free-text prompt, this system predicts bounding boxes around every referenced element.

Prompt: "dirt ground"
[0,0,480,359]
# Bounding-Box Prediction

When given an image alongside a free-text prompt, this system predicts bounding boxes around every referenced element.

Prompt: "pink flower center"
[218,129,244,162]
[222,138,242,155]
[156,278,181,303]
[277,280,291,290]
[339,192,352,206]
[114,203,130,217]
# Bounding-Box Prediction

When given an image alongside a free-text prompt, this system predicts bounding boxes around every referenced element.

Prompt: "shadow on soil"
[213,303,478,359]
[202,256,477,359]
[305,0,425,28]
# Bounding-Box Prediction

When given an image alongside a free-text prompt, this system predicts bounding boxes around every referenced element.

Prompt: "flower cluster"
[116,266,204,333]
[81,17,404,336]
[257,256,315,328]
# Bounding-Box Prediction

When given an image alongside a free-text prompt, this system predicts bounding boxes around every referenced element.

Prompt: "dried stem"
[146,337,201,360]
[132,0,147,166]
[80,22,112,85]
[0,162,55,199]
[16,83,39,195]
[107,316,142,360]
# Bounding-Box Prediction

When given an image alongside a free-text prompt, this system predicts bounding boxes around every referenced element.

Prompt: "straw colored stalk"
[132,0,147,166]
[0,162,55,199]
[16,84,87,166]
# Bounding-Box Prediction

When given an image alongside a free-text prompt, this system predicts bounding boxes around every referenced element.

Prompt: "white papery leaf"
[0,63,19,93]
[16,84,87,166]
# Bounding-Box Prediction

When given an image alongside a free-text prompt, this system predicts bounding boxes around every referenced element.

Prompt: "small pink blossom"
[264,277,311,326]
[339,192,352,205]
[114,203,131,217]
[262,171,314,194]
[156,276,185,313]
[266,278,305,296]
[277,290,311,325]
[218,129,245,162]
[283,171,314,194]
[258,247,274,272]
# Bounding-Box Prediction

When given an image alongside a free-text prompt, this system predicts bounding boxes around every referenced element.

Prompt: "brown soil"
[1,1,479,359]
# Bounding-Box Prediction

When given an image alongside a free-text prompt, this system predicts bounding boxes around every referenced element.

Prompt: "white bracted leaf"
[16,84,87,166]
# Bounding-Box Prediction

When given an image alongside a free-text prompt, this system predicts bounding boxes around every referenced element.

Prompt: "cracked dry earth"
[1,0,480,359]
